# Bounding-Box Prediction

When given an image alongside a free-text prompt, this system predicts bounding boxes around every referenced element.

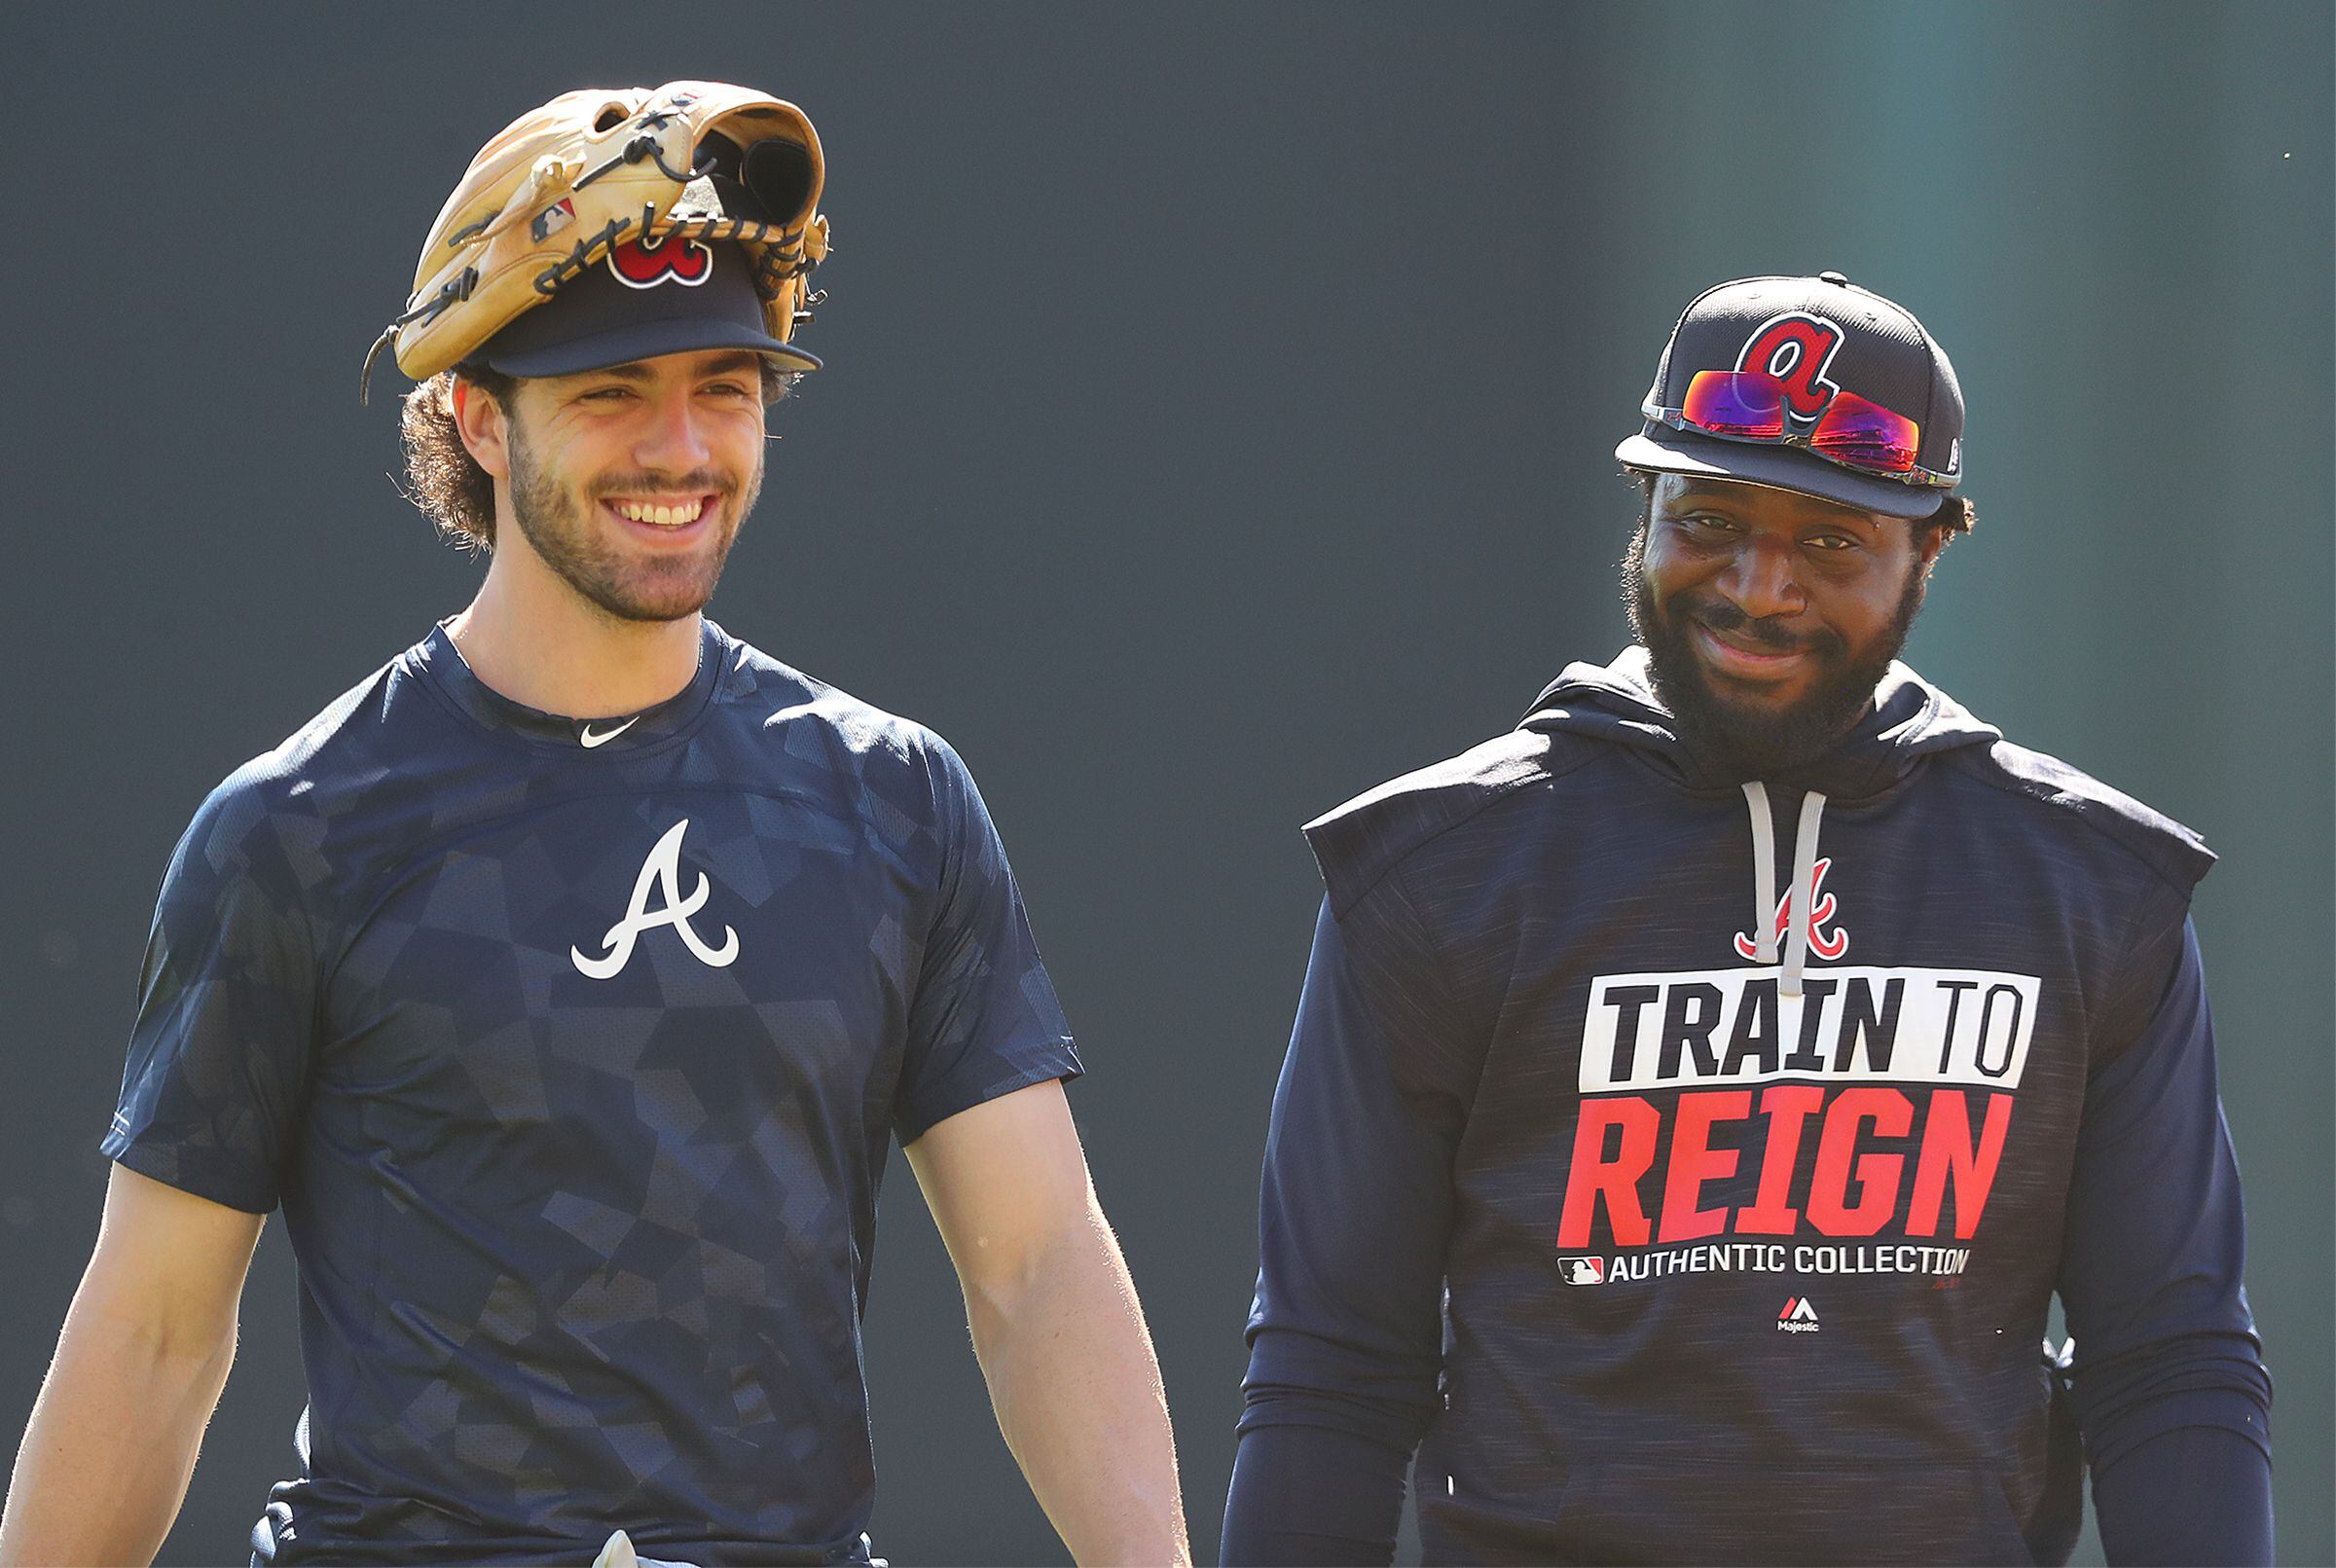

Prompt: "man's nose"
[634,392,714,473]
[1716,537,1805,621]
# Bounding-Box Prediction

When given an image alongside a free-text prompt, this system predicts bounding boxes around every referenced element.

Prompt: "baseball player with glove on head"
[1221,273,2272,1566]
[0,82,1187,1567]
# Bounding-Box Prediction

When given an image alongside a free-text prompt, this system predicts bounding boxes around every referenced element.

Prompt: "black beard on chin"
[505,423,758,625]
[1622,526,1925,780]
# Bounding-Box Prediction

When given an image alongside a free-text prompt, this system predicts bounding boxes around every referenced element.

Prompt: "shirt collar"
[409,617,728,753]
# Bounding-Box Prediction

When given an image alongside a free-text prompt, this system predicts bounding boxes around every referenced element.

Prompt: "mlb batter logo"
[1556,1256,1606,1286]
[530,198,577,242]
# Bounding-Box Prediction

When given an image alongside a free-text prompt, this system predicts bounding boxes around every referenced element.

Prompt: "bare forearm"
[967,1202,1188,1566]
[1,1310,236,1566]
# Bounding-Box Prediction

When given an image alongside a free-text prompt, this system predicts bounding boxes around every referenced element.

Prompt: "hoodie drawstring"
[1742,782,1779,964]
[1740,782,1830,998]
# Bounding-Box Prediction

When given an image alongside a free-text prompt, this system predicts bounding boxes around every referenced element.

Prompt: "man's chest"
[315,786,928,1112]
[1450,797,2114,1279]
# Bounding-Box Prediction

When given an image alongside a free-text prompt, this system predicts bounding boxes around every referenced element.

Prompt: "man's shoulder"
[711,631,978,832]
[1302,728,1600,916]
[716,633,939,764]
[1941,736,2215,895]
[172,651,421,902]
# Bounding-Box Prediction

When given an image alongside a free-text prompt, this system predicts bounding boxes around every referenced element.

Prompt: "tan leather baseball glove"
[363,81,829,398]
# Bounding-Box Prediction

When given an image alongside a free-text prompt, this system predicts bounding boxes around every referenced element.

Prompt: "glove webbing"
[572,121,702,191]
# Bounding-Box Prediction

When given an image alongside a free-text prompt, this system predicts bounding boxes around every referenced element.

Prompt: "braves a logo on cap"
[607,234,713,289]
[1734,856,1849,963]
[1734,311,1846,427]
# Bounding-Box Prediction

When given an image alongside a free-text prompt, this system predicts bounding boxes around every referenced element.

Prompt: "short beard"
[1622,524,1925,779]
[504,423,758,625]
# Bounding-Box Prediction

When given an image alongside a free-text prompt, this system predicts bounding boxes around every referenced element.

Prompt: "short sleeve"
[892,736,1080,1144]
[101,777,325,1214]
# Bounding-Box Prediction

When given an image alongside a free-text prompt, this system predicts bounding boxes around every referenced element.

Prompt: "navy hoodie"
[1232,649,2269,1566]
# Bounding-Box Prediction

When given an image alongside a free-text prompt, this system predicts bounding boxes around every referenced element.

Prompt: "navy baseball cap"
[468,236,821,379]
[1616,272,1961,520]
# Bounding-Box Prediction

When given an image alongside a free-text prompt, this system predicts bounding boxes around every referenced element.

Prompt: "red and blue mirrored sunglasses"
[1644,370,1959,488]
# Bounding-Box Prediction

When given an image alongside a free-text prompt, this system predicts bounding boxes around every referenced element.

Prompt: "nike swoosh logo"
[579,715,641,748]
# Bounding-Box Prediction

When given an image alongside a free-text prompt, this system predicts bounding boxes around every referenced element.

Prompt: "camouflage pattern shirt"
[105,620,1081,1564]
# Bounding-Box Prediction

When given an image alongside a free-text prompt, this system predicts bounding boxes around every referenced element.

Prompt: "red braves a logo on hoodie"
[607,234,713,289]
[1735,311,1845,426]
[1734,857,1849,962]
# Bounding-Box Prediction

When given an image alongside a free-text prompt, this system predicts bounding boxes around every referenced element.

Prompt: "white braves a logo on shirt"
[571,819,740,979]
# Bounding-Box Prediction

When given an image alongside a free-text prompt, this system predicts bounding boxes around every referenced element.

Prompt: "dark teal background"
[2,4,2327,1563]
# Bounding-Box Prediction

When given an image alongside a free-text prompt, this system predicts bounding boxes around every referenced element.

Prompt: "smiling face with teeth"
[459,348,770,625]
[1624,473,1946,777]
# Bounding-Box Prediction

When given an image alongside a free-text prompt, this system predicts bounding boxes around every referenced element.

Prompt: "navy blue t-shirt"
[103,620,1081,1565]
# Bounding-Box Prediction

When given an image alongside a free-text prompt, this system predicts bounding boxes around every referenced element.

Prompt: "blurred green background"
[1,3,2326,1562]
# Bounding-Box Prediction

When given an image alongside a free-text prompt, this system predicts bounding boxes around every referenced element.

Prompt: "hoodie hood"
[1520,644,1999,801]
[1522,645,2002,999]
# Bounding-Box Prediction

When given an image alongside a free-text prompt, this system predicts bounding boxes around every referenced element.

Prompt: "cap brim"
[1616,425,1945,520]
[483,315,821,378]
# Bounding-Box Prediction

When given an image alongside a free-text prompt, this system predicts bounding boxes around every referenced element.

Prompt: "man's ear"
[1914,516,1951,573]
[451,376,513,482]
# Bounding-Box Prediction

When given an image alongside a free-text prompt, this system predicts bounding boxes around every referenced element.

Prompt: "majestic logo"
[1557,1255,1607,1286]
[1734,856,1849,963]
[1777,1295,1820,1332]
[607,234,713,289]
[1734,311,1846,427]
[571,819,740,979]
[578,715,640,748]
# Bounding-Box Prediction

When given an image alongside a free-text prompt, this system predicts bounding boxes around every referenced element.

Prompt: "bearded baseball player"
[0,83,1187,1566]
[1221,273,2272,1566]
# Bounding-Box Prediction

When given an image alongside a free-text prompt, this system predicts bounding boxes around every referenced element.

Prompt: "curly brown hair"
[399,361,801,551]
